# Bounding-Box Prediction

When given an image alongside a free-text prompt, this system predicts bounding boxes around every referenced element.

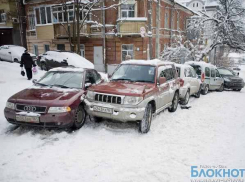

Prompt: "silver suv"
[84,60,180,133]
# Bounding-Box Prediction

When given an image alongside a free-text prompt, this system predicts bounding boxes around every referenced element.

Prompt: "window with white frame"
[44,44,50,52]
[164,12,169,28]
[28,13,36,30]
[0,9,5,23]
[80,44,85,57]
[122,44,134,61]
[121,4,135,18]
[33,44,39,56]
[35,6,52,25]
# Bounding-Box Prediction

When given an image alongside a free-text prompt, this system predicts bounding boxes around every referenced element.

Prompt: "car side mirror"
[237,72,239,76]
[159,77,167,85]
[32,79,37,84]
[85,83,92,89]
[8,52,11,54]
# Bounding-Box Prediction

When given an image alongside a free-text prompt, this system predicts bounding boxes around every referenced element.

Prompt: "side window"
[191,68,197,78]
[165,68,174,81]
[215,70,220,77]
[85,71,96,84]
[205,67,210,77]
[211,69,215,78]
[185,68,192,77]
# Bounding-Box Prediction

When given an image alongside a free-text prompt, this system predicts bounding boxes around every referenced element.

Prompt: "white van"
[175,64,201,105]
[185,61,224,94]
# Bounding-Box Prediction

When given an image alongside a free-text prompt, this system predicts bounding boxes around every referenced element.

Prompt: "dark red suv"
[4,67,103,129]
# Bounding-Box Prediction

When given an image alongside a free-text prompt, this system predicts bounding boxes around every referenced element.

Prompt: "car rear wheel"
[168,92,179,112]
[233,89,242,91]
[139,103,153,134]
[72,105,86,130]
[14,58,19,63]
[218,84,224,92]
[194,86,201,98]
[41,62,48,71]
[201,85,209,95]
[180,90,190,105]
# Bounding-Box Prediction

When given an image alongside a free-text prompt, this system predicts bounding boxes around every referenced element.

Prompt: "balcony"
[53,23,89,38]
[117,17,147,36]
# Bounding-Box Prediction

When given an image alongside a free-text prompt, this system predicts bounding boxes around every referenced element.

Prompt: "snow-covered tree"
[187,0,245,61]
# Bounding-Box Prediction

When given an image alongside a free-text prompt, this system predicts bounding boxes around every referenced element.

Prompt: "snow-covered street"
[0,61,245,182]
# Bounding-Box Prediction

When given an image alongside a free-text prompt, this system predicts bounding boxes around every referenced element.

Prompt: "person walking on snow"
[20,50,36,80]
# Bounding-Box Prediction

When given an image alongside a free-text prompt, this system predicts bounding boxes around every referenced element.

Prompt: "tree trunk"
[76,0,80,55]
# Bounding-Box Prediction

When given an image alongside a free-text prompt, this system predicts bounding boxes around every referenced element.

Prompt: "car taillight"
[180,78,184,87]
[201,73,205,82]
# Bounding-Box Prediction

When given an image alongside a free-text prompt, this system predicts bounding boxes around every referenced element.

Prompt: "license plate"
[93,106,113,114]
[16,115,40,123]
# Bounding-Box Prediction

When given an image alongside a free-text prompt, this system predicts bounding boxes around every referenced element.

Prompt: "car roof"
[175,63,192,69]
[49,66,93,72]
[121,59,174,67]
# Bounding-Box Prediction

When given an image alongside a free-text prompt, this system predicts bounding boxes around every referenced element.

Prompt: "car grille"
[95,94,123,104]
[231,79,244,86]
[16,104,47,113]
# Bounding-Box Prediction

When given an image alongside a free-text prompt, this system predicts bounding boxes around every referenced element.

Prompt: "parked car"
[217,67,244,91]
[39,51,94,71]
[84,59,180,133]
[175,64,201,105]
[185,61,224,94]
[0,45,37,63]
[4,67,103,129]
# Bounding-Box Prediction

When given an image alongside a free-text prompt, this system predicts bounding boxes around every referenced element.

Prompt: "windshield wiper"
[134,80,152,83]
[35,82,48,87]
[51,84,70,88]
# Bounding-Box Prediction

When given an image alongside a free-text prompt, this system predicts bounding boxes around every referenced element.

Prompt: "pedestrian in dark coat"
[20,50,36,80]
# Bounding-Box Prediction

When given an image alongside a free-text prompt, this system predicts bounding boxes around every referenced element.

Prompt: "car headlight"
[86,91,95,100]
[224,78,231,82]
[6,102,15,110]
[124,96,143,105]
[48,107,71,113]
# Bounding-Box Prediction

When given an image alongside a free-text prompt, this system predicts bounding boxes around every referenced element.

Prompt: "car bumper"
[179,87,188,99]
[4,108,74,128]
[84,99,145,122]
[224,82,245,89]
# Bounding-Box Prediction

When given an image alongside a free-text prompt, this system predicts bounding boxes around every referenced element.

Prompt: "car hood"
[8,86,83,106]
[89,81,155,96]
[223,75,244,82]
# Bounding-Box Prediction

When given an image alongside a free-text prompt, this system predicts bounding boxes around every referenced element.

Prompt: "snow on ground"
[0,61,245,182]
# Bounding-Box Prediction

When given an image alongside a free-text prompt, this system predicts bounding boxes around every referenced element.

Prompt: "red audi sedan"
[4,67,103,129]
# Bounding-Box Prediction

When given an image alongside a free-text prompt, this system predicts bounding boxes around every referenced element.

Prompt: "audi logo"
[24,106,37,112]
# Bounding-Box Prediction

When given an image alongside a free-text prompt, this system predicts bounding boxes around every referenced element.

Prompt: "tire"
[233,89,242,91]
[94,116,103,123]
[194,86,201,98]
[41,62,48,71]
[168,91,179,112]
[72,105,86,130]
[180,89,190,105]
[139,104,153,134]
[201,85,209,95]
[14,58,19,63]
[218,84,224,92]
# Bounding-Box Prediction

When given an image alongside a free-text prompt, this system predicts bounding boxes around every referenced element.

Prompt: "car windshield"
[111,64,156,83]
[37,71,84,89]
[217,69,234,76]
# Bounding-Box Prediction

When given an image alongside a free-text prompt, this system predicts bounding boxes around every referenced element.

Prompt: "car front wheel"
[139,104,153,134]
[72,105,86,130]
[180,89,190,105]
[168,92,179,112]
[218,84,224,92]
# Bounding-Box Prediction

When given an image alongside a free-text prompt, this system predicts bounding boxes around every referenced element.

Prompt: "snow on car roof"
[175,63,192,69]
[185,61,216,68]
[121,59,174,66]
[49,67,85,72]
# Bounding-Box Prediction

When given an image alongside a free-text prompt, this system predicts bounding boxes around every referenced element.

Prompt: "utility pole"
[155,0,160,58]
[147,0,153,60]
[102,0,106,72]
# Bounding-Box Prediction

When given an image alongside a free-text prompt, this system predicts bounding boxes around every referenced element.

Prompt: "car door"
[5,46,12,62]
[165,67,176,103]
[210,68,216,90]
[215,69,223,87]
[184,67,194,94]
[204,67,211,87]
[190,67,200,94]
[156,66,170,110]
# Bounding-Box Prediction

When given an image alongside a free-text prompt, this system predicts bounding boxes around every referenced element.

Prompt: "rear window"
[191,65,202,76]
